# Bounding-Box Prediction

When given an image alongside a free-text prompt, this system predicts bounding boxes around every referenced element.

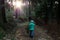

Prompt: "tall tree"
[0,0,7,23]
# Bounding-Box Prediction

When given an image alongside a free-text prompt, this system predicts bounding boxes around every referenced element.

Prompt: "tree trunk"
[0,0,7,23]
[0,0,8,31]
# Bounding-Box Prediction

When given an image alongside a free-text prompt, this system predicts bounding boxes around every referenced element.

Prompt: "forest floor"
[1,22,53,40]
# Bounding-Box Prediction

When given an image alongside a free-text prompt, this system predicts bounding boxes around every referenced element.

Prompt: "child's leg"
[29,30,32,37]
[29,30,34,38]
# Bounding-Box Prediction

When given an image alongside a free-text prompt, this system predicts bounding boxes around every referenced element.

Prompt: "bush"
[0,27,5,39]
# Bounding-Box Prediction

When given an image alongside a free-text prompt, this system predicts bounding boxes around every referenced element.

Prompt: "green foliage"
[11,38,15,40]
[33,0,47,18]
[0,27,5,39]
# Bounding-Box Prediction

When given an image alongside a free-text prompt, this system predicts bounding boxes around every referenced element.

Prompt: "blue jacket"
[28,20,35,30]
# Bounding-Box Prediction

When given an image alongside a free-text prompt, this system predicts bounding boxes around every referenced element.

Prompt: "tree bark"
[0,0,7,23]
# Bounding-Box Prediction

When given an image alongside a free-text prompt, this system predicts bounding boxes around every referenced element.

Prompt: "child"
[28,20,35,38]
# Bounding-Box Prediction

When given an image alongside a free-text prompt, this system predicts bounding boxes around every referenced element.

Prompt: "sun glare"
[15,1,22,8]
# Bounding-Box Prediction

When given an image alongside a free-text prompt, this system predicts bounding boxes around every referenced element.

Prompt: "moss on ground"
[0,27,5,39]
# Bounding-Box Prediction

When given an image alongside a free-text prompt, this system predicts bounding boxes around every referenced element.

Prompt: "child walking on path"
[28,20,35,38]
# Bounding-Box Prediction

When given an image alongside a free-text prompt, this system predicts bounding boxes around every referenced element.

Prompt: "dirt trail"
[2,23,53,40]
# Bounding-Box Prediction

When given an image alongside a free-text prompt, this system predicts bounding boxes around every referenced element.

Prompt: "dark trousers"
[29,30,34,38]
